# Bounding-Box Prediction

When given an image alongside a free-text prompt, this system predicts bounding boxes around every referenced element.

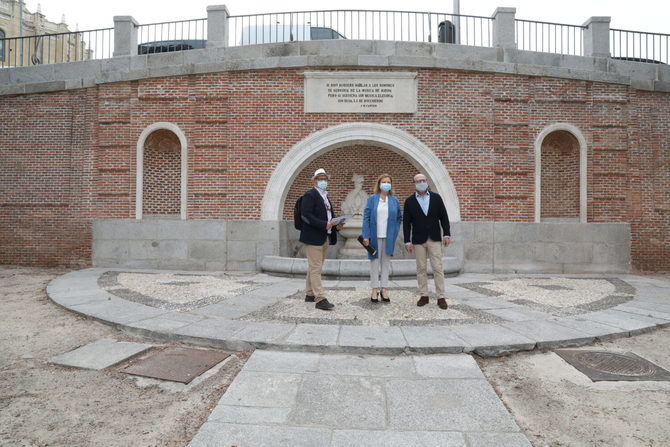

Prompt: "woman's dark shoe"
[380,289,390,303]
[371,290,379,303]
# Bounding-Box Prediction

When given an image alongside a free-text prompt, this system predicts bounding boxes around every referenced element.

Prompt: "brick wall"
[142,129,181,216]
[282,145,418,219]
[541,130,580,218]
[0,67,668,270]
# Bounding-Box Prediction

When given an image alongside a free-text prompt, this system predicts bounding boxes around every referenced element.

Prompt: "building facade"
[0,0,87,65]
[0,8,668,273]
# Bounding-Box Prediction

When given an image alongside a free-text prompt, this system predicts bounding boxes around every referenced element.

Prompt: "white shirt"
[376,196,389,238]
[316,188,332,234]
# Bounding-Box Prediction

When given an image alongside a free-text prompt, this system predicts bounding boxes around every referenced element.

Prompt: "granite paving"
[47,268,670,356]
[188,350,532,447]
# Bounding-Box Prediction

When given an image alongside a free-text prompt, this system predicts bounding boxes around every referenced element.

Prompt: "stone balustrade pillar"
[583,16,611,58]
[113,16,138,57]
[492,7,517,49]
[207,5,230,48]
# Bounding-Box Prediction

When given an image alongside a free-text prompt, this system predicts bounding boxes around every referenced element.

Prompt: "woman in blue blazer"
[362,174,402,303]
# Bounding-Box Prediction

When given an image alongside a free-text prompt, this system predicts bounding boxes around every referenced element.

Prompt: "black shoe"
[305,294,315,302]
[315,299,334,310]
[380,290,390,303]
[371,290,379,303]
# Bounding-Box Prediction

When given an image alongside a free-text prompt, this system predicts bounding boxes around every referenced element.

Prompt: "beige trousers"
[414,239,445,298]
[305,241,329,301]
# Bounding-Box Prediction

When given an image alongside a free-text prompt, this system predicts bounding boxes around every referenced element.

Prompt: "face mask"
[316,180,328,190]
[380,182,392,192]
[415,182,428,193]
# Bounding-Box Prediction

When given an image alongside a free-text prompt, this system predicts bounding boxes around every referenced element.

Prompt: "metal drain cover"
[556,350,670,382]
[120,346,230,384]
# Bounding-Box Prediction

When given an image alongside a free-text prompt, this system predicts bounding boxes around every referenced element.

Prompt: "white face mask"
[415,182,428,193]
[316,180,328,190]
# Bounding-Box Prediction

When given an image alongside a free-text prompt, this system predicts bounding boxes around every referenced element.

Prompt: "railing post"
[113,16,138,57]
[492,7,517,49]
[583,16,611,58]
[207,5,230,48]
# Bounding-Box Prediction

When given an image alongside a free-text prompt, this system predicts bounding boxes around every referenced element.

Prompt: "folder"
[357,235,377,256]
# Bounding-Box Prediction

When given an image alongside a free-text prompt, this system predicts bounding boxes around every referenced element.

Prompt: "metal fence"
[0,27,113,68]
[229,10,493,47]
[137,18,207,53]
[2,11,668,69]
[611,28,669,64]
[515,19,584,56]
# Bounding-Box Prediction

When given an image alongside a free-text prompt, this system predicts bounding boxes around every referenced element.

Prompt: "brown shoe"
[437,298,448,310]
[417,296,429,307]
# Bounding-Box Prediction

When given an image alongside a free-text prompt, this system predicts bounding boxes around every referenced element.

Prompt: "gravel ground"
[479,274,670,447]
[0,266,249,447]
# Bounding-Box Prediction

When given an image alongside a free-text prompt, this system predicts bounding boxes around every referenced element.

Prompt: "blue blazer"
[362,193,402,259]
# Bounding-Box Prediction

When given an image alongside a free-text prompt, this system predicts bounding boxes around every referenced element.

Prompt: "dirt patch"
[479,278,670,447]
[0,266,250,447]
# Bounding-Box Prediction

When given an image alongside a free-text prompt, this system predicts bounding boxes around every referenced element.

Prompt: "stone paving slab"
[50,338,152,370]
[47,269,670,356]
[188,351,529,447]
[501,320,595,349]
[449,324,536,356]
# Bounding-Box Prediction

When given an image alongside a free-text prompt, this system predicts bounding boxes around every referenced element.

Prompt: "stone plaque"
[304,71,417,113]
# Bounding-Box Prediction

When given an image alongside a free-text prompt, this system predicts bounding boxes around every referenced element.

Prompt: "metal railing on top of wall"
[0,27,113,68]
[610,28,669,64]
[228,10,493,47]
[515,19,584,56]
[137,18,207,53]
[1,9,668,69]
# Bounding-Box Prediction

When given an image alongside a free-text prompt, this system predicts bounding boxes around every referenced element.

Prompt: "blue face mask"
[415,182,428,193]
[380,182,392,192]
[316,180,328,190]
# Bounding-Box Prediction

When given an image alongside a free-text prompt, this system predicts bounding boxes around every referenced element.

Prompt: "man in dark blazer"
[299,168,343,310]
[403,173,451,309]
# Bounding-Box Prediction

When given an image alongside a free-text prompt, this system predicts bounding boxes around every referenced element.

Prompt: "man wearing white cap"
[299,168,343,310]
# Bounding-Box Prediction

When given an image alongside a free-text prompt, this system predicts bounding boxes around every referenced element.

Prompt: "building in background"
[0,0,89,65]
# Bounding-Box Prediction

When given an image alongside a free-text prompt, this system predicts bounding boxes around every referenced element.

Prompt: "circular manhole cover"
[573,351,656,377]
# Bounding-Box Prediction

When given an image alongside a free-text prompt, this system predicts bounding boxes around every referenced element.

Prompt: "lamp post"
[453,0,460,44]
[18,0,24,63]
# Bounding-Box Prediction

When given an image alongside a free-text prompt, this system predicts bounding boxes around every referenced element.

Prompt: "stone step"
[261,255,463,278]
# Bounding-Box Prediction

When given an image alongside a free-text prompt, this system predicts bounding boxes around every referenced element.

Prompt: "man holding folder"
[299,168,344,310]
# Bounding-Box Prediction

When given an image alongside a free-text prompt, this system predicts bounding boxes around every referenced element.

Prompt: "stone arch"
[135,122,188,220]
[534,123,587,223]
[261,123,461,222]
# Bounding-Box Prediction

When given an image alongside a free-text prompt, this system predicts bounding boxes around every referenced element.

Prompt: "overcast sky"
[24,0,669,35]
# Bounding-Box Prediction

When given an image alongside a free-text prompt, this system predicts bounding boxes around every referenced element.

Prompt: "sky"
[23,0,670,35]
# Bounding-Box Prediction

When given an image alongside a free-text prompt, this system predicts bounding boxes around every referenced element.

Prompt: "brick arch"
[135,122,188,220]
[534,123,587,223]
[261,123,461,222]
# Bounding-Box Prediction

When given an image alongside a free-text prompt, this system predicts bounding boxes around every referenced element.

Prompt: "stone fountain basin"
[261,255,462,278]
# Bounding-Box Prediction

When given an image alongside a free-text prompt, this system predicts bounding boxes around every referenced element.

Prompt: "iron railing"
[1,11,668,69]
[0,27,113,68]
[610,28,669,64]
[228,10,493,47]
[515,19,584,56]
[137,18,207,53]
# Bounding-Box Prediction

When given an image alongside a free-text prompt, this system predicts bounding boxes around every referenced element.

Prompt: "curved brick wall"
[0,67,668,270]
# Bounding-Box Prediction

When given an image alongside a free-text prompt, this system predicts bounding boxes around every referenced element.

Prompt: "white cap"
[313,168,330,179]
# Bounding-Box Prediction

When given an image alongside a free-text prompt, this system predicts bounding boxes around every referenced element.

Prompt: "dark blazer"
[403,191,450,245]
[299,188,338,246]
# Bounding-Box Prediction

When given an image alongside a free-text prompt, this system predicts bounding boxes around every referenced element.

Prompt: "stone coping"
[2,40,670,96]
[47,268,670,356]
[261,255,462,278]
